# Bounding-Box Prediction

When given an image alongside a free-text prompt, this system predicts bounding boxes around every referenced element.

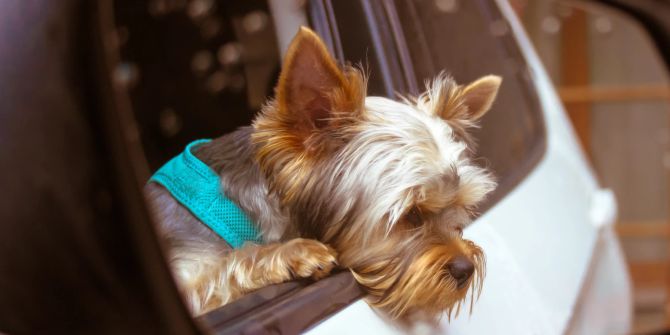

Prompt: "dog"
[145,26,500,323]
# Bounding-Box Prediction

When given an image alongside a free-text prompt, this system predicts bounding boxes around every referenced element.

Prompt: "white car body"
[306,1,633,334]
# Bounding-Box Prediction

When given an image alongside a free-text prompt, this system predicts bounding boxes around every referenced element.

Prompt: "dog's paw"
[281,238,339,280]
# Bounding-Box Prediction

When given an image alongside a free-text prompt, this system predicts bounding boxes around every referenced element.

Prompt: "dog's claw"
[281,238,339,281]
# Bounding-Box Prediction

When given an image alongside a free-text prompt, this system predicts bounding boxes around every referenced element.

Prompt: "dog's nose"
[446,256,474,289]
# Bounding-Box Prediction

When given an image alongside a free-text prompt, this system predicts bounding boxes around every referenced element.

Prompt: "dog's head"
[253,27,500,322]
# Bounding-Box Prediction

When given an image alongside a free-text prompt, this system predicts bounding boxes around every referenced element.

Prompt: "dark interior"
[113,0,281,170]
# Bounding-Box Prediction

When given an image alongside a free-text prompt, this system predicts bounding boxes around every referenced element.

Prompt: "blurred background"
[512,1,670,333]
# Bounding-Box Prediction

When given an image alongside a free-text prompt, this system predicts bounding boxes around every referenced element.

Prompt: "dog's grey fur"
[145,126,295,263]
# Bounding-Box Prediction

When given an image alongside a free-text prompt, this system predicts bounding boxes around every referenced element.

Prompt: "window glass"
[393,0,546,208]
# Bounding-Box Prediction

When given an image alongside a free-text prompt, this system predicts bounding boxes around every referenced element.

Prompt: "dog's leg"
[172,238,338,315]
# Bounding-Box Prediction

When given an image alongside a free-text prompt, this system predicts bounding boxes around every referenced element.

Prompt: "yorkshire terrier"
[146,27,500,323]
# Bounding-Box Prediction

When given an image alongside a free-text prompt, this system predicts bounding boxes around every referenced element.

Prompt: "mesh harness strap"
[150,139,262,248]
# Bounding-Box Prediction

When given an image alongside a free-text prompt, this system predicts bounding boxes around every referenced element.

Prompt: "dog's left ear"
[440,75,502,122]
[459,75,502,120]
[275,27,364,132]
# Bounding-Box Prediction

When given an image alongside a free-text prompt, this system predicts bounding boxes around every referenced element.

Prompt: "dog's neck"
[194,126,296,242]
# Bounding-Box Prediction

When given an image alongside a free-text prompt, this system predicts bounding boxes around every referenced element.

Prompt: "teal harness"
[150,139,262,248]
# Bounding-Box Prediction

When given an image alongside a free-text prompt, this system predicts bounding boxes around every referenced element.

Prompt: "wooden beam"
[560,10,591,158]
[616,221,670,238]
[628,260,670,333]
[559,84,670,103]
[628,262,669,289]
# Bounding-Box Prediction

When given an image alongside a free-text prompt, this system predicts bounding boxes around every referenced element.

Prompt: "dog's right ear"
[274,27,364,134]
[253,27,365,200]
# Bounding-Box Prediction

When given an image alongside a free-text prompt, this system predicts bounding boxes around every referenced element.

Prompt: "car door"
[306,0,630,334]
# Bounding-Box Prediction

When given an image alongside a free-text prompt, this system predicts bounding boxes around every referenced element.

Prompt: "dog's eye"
[405,207,423,226]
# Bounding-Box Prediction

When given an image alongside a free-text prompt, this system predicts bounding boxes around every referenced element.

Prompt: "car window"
[113,0,546,332]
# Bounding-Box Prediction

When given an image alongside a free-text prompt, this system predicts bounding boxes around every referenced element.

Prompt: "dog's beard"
[346,235,485,323]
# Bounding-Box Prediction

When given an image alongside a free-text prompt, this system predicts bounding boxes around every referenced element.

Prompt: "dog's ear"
[459,75,502,121]
[438,75,501,122]
[275,27,364,131]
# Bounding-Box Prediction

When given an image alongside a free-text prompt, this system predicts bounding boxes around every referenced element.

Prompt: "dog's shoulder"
[144,182,228,249]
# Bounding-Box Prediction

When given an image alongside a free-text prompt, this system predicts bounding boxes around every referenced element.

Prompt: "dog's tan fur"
[169,237,337,314]
[147,27,501,323]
